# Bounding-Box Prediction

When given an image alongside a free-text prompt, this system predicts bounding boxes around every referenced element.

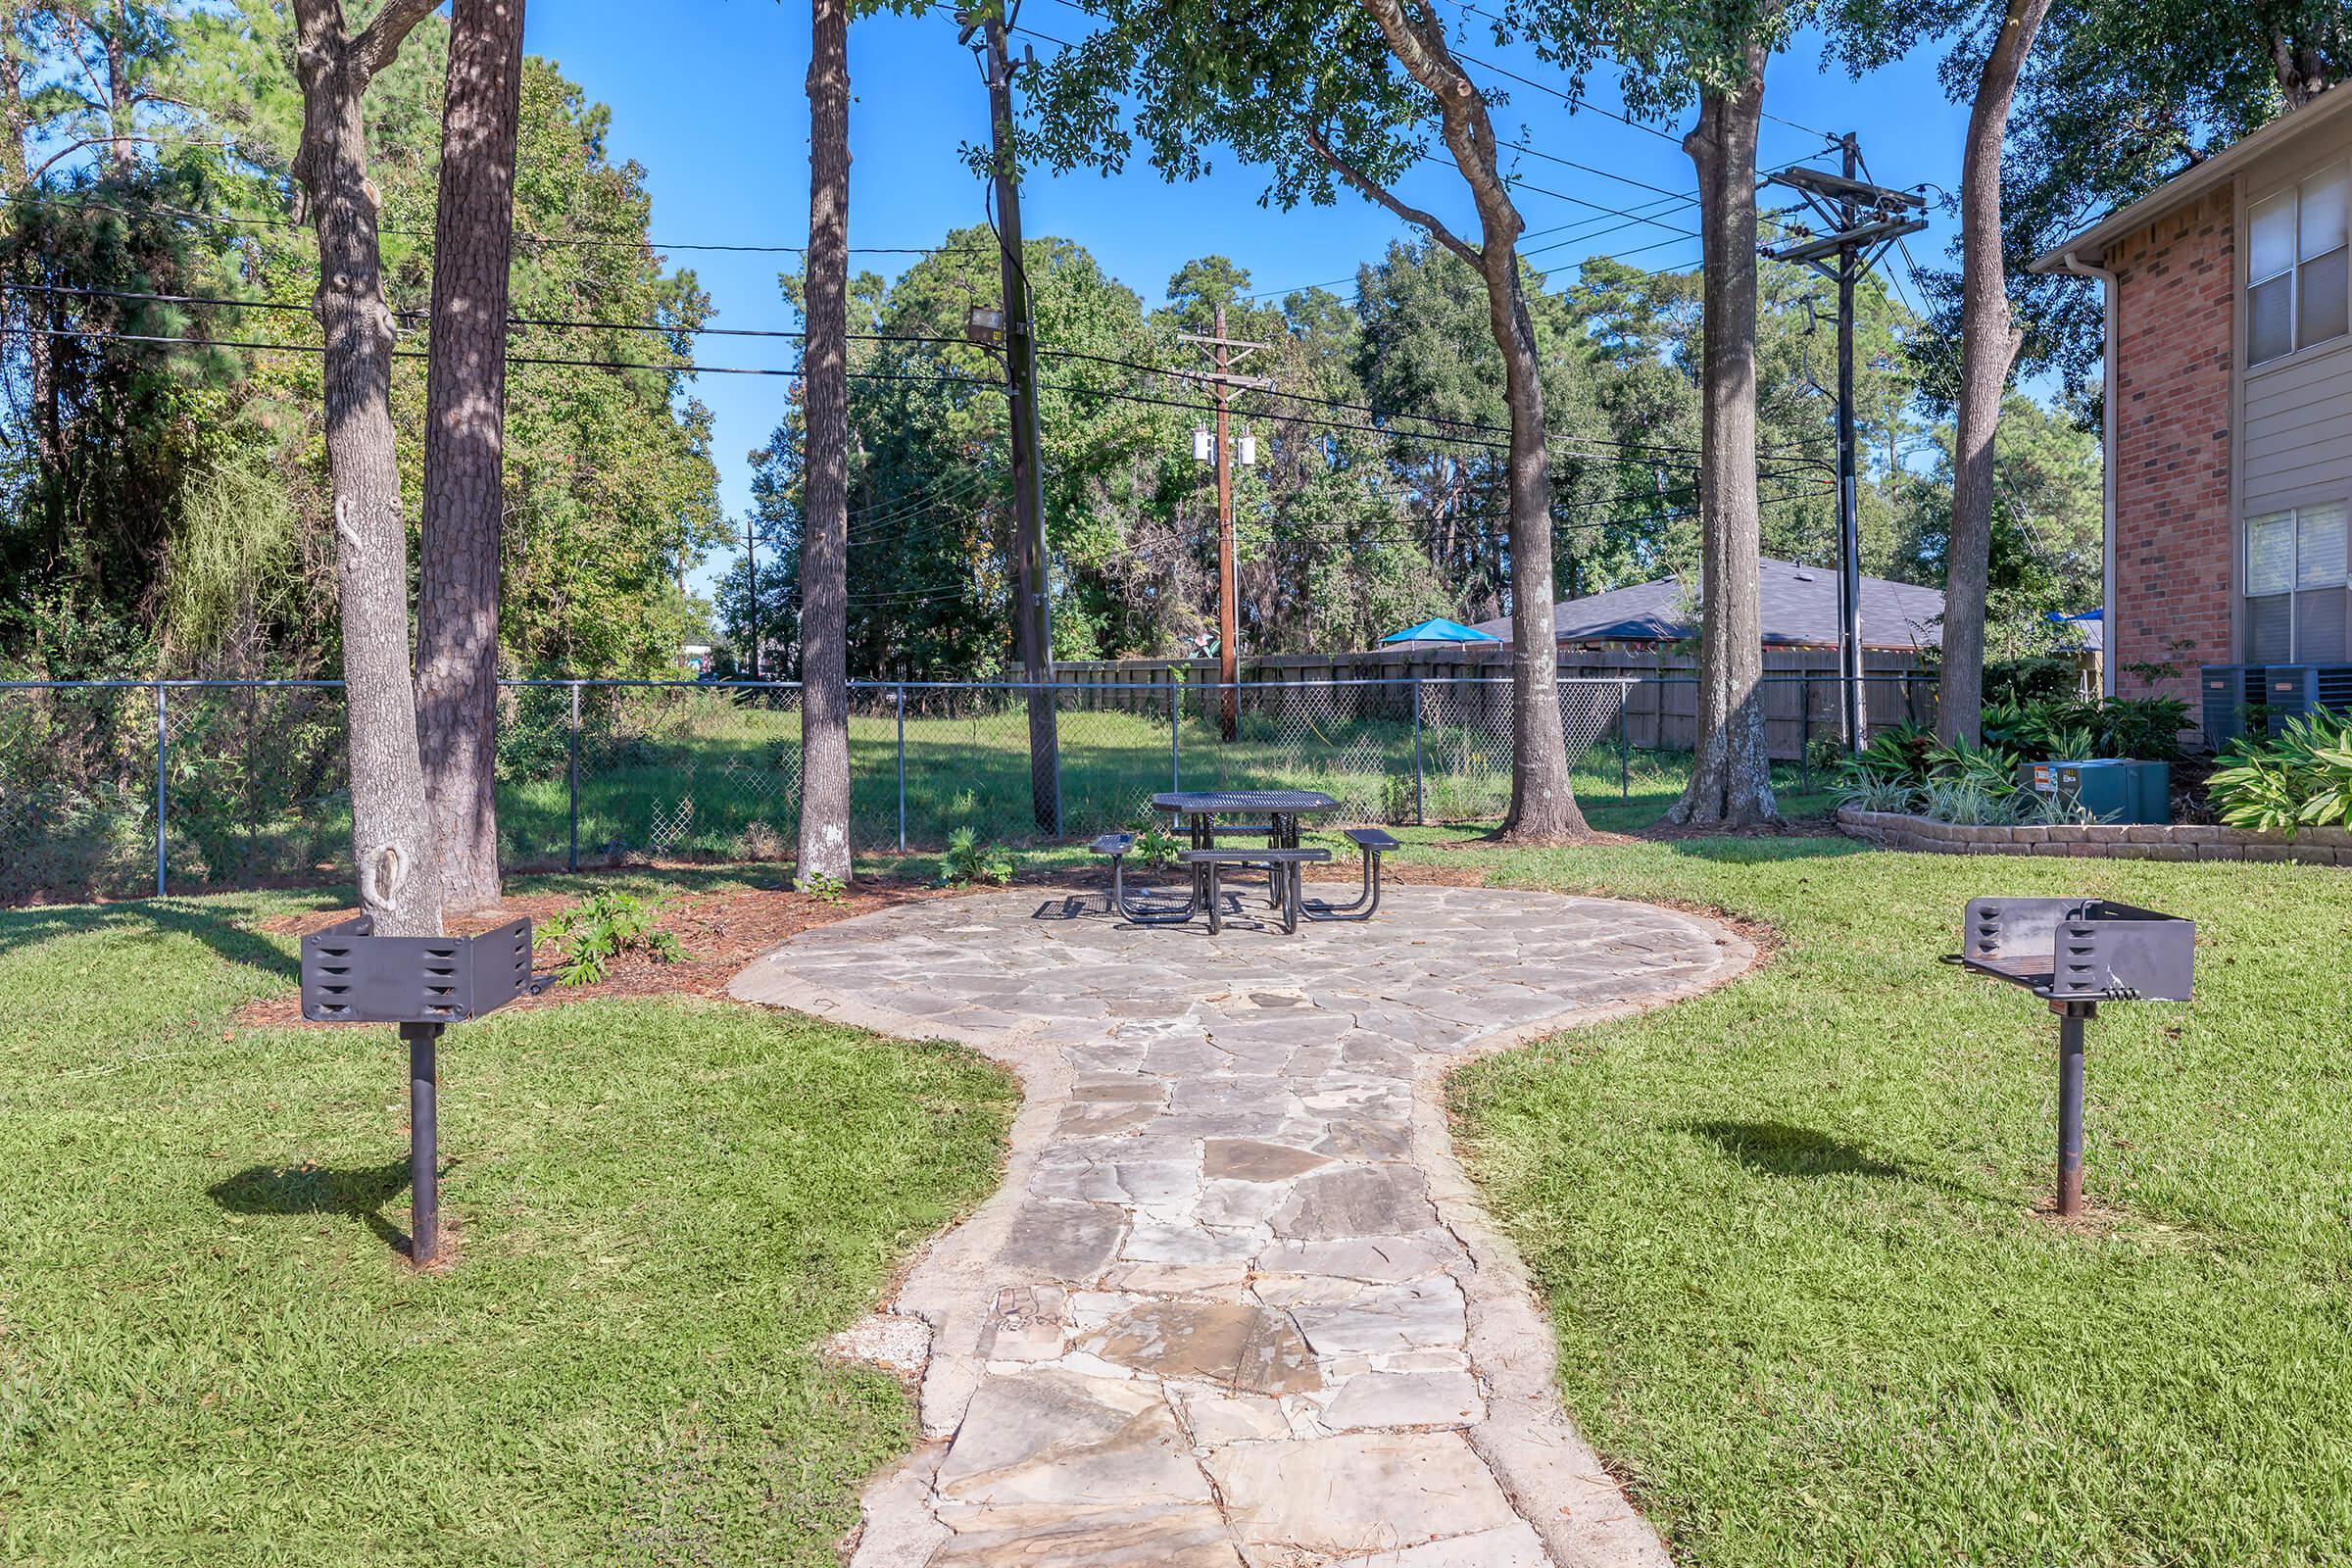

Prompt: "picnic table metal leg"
[1206,861,1222,935]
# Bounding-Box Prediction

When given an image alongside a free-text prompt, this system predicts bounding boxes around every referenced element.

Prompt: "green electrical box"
[2021,760,2172,824]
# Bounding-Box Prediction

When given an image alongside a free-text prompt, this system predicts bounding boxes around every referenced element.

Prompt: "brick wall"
[2110,188,2235,707]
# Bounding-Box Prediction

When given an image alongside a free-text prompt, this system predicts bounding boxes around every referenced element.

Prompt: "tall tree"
[1539,1,1796,825]
[1673,39,1777,826]
[289,0,444,937]
[797,0,853,886]
[1937,0,2052,745]
[416,0,525,912]
[1033,0,1591,842]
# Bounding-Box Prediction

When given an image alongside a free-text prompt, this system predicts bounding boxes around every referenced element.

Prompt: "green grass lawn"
[0,884,1016,1567]
[1428,831,2352,1567]
[20,811,2318,1567]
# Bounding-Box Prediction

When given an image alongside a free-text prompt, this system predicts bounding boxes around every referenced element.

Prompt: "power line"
[15,190,990,259]
[0,279,974,347]
[0,321,998,384]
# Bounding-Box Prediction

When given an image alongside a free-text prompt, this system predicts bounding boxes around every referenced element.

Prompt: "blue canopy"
[1380,616,1499,646]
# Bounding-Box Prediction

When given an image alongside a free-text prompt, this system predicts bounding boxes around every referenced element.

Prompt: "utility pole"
[745,512,760,681]
[1178,308,1271,742]
[964,5,1058,832]
[1765,144,1925,752]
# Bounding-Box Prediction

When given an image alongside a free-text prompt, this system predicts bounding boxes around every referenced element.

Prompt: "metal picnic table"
[1152,788,1342,914]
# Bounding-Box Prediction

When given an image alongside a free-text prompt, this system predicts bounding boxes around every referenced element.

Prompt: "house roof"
[2028,87,2352,274]
[1470,558,1945,650]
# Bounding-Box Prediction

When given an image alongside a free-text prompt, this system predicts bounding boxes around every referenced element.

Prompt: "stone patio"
[728,882,1753,1567]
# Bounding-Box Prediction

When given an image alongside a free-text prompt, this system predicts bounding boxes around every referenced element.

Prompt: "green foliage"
[4,9,722,678]
[941,826,1013,888]
[1129,816,1181,867]
[1984,653,2084,707]
[543,891,685,986]
[801,871,848,905]
[2207,712,2352,838]
[1983,697,2188,763]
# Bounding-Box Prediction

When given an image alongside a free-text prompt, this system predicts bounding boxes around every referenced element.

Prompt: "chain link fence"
[0,672,1935,903]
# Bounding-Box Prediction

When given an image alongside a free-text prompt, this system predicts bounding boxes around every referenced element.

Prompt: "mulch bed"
[231,846,1781,1029]
[235,875,975,1029]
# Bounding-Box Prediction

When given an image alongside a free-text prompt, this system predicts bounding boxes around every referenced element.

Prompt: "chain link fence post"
[567,680,581,872]
[1169,671,1182,791]
[896,683,907,853]
[1410,674,1425,826]
[1618,684,1630,802]
[154,683,168,898]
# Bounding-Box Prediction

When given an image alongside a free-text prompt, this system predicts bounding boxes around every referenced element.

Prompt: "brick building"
[2032,88,2352,737]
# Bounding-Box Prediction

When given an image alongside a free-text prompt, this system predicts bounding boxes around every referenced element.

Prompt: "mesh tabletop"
[1152,789,1342,814]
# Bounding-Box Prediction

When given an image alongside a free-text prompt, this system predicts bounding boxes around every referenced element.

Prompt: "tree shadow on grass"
[1680,1119,1915,1180]
[208,1157,429,1259]
[0,899,301,987]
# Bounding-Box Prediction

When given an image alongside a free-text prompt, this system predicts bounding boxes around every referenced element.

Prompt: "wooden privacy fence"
[1054,649,1937,761]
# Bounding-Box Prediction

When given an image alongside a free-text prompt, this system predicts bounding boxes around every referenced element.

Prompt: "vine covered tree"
[289,0,445,937]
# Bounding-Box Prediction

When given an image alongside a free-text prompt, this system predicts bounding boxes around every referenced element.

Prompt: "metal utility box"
[2021,759,2171,824]
[1959,897,2194,1003]
[300,915,534,1024]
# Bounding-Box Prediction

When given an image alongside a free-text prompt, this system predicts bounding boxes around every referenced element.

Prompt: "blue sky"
[522,2,1975,598]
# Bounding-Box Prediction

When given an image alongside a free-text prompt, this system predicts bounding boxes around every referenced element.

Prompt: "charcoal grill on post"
[1949,898,2193,1216]
[299,915,536,1264]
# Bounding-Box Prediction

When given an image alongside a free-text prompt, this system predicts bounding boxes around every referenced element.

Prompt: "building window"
[2249,167,2351,366]
[2246,503,2349,661]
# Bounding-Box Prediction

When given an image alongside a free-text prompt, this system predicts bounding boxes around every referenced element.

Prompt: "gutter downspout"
[2063,248,2121,698]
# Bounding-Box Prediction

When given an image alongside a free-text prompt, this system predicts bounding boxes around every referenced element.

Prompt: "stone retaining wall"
[1835,808,2352,865]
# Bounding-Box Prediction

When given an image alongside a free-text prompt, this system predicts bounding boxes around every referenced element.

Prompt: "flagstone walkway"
[729,882,1753,1568]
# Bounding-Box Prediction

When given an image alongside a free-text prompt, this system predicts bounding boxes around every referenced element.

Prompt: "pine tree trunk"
[1670,52,1779,829]
[796,0,854,887]
[1942,0,2051,746]
[416,0,525,912]
[292,0,444,937]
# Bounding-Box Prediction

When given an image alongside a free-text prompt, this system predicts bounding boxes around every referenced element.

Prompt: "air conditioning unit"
[2314,662,2352,717]
[2200,665,2266,748]
[2263,664,2321,726]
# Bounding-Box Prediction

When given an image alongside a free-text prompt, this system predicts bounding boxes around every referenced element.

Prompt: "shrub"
[543,891,686,986]
[1129,818,1181,867]
[2207,712,2352,838]
[1984,654,2084,706]
[942,826,1013,887]
[1982,696,2188,763]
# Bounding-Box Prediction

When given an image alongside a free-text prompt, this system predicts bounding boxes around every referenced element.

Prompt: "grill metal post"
[406,1021,444,1265]
[566,680,581,873]
[896,684,907,853]
[1169,674,1181,791]
[2055,1000,2091,1217]
[1411,674,1425,826]
[154,683,168,897]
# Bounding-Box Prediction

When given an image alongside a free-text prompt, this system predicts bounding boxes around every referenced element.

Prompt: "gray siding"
[2240,117,2352,521]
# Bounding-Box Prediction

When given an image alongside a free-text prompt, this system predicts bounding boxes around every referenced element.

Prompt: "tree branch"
[353,0,443,82]
[1299,120,1482,268]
